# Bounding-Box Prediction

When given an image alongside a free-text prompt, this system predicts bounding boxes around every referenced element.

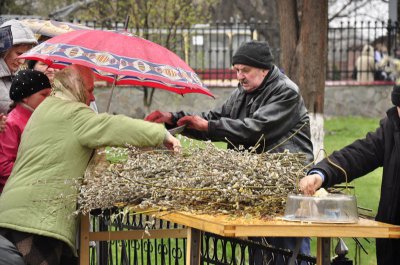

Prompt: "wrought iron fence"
[3,16,399,85]
[327,20,400,84]
[76,18,400,86]
[89,213,316,265]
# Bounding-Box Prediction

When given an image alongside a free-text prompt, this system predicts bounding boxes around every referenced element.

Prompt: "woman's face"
[22,88,52,110]
[34,61,58,82]
[4,45,32,73]
[84,81,95,106]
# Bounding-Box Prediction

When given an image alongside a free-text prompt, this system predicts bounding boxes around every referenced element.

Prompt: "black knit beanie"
[10,69,51,102]
[392,85,400,107]
[232,40,274,69]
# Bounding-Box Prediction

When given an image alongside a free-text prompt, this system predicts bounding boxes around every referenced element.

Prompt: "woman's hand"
[163,131,181,152]
[0,114,6,133]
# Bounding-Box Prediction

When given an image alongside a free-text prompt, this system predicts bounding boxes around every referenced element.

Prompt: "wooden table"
[80,212,400,265]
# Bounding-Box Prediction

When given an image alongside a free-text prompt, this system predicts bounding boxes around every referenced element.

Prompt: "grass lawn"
[316,116,381,265]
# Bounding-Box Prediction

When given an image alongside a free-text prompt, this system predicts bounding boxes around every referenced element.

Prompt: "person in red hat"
[300,85,400,265]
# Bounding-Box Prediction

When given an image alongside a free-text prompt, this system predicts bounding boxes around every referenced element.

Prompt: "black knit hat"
[232,40,274,69]
[10,69,51,102]
[392,85,400,107]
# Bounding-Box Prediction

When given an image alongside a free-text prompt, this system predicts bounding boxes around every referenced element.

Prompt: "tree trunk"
[277,0,328,162]
[276,0,299,74]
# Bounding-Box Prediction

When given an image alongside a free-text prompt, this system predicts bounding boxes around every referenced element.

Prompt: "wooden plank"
[316,238,331,265]
[232,220,400,238]
[186,228,201,265]
[89,228,187,241]
[158,212,231,236]
[156,212,400,239]
[79,214,90,265]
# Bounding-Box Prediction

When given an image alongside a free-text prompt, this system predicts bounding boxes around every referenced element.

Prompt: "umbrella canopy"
[20,29,213,97]
[20,18,91,38]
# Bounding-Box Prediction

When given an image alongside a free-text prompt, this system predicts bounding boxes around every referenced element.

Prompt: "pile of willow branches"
[77,139,308,218]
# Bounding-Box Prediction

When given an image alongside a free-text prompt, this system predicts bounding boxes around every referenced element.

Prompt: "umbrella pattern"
[20,30,213,97]
[20,18,91,37]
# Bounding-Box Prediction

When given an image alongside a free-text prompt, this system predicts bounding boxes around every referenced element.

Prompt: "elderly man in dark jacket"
[146,40,314,264]
[146,41,313,161]
[300,85,400,265]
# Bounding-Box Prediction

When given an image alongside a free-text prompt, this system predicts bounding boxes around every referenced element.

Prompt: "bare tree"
[277,0,328,161]
[209,0,281,62]
[76,0,215,113]
[328,0,389,23]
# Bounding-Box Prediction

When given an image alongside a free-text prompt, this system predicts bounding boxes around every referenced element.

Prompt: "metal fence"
[3,16,399,86]
[73,18,400,86]
[89,213,317,265]
[327,20,400,84]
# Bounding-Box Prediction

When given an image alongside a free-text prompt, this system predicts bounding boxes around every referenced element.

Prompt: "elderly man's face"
[233,64,268,92]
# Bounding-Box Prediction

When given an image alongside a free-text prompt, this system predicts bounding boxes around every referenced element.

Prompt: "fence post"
[387,19,394,55]
[250,17,256,40]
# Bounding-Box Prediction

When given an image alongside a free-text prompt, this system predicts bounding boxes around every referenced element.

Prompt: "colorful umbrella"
[19,29,213,98]
[20,18,91,38]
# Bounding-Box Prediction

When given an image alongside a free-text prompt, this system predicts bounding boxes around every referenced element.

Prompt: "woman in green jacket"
[0,64,181,265]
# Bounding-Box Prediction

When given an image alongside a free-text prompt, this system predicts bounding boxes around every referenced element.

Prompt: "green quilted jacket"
[0,96,166,255]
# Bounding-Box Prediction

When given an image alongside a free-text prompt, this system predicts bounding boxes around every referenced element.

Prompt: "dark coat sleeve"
[313,119,386,188]
[208,86,303,145]
[170,89,238,140]
[173,84,304,148]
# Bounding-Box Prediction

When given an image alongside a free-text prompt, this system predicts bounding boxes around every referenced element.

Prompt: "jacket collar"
[14,102,34,116]
[387,106,400,131]
[260,65,280,90]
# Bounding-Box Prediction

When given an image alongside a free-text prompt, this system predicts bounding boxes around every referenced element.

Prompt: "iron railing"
[89,213,317,265]
[3,16,399,85]
[76,18,400,86]
[327,20,400,84]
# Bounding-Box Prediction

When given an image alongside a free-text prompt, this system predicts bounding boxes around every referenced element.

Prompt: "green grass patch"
[315,116,381,265]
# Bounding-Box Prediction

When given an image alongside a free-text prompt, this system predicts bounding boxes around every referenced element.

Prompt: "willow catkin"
[76,138,307,218]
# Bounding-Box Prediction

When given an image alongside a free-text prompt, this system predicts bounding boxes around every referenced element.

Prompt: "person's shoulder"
[383,107,400,127]
[36,97,91,119]
[270,73,300,95]
[46,96,84,108]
